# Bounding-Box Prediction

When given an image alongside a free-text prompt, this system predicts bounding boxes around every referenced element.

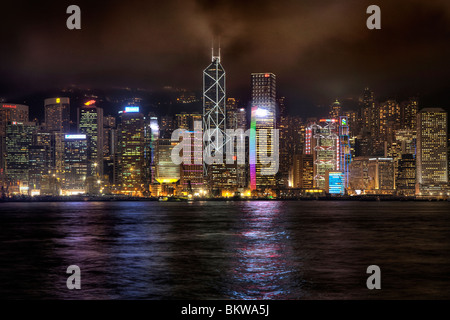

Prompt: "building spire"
[211,38,221,62]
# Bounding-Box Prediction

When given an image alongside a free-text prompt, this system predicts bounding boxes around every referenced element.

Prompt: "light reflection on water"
[227,202,303,299]
[0,201,450,299]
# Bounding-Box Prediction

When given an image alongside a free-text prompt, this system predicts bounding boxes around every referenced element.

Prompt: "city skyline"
[1,0,450,116]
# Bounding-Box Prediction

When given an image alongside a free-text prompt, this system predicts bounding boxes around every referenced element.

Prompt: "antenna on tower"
[218,36,221,61]
[211,37,221,62]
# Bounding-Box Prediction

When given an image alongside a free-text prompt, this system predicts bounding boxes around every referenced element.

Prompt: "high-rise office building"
[348,156,395,194]
[117,106,148,196]
[155,138,180,196]
[329,99,342,119]
[306,119,339,189]
[62,134,88,195]
[278,115,303,187]
[78,101,104,180]
[176,113,203,194]
[5,121,37,194]
[396,154,416,196]
[202,48,228,195]
[0,103,29,180]
[400,98,418,130]
[367,157,395,194]
[28,145,48,194]
[103,115,117,187]
[148,116,159,187]
[378,100,401,154]
[226,98,238,130]
[250,73,277,191]
[44,98,70,133]
[416,108,448,194]
[290,154,314,189]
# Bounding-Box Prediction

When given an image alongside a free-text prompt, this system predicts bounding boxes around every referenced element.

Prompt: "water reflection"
[53,201,170,299]
[226,201,305,299]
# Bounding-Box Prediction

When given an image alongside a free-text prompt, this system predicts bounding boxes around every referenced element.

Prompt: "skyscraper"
[416,108,448,194]
[62,134,88,195]
[250,73,277,191]
[176,113,203,194]
[5,121,37,194]
[307,119,339,189]
[400,98,418,130]
[0,103,29,182]
[117,106,148,196]
[78,100,104,180]
[329,99,342,119]
[44,97,70,133]
[202,48,228,195]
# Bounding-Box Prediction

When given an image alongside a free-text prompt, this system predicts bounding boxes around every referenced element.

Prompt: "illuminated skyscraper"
[78,100,104,180]
[329,99,342,119]
[5,121,36,194]
[338,116,352,188]
[203,48,228,195]
[278,115,303,187]
[416,108,448,194]
[148,116,159,186]
[103,115,117,187]
[400,98,418,130]
[307,119,339,189]
[117,106,148,196]
[0,103,29,181]
[367,157,395,194]
[378,100,401,151]
[396,154,416,196]
[176,113,203,194]
[62,134,88,195]
[44,98,70,133]
[250,73,277,191]
[290,154,314,189]
[156,138,180,196]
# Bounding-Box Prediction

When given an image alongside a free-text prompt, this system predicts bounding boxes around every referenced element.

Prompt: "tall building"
[278,115,303,187]
[290,154,314,189]
[338,116,352,188]
[396,154,416,196]
[348,156,370,193]
[378,100,401,154]
[202,48,228,195]
[176,113,203,194]
[44,97,70,133]
[0,103,29,182]
[78,101,104,180]
[226,98,238,130]
[416,108,448,194]
[348,156,395,194]
[400,98,418,130]
[116,106,149,196]
[306,119,339,189]
[250,73,277,191]
[103,115,117,186]
[155,138,180,196]
[5,121,37,194]
[28,145,48,195]
[329,99,342,119]
[367,157,395,194]
[62,134,88,195]
[148,116,159,187]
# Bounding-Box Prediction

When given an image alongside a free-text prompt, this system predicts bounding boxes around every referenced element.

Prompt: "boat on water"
[158,196,192,202]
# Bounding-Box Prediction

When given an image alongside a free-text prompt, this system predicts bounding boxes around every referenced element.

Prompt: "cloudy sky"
[1,0,450,113]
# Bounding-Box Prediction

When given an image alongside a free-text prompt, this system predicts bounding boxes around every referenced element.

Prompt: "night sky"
[1,0,450,116]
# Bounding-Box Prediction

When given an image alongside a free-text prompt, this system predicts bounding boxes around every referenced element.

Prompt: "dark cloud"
[1,0,449,113]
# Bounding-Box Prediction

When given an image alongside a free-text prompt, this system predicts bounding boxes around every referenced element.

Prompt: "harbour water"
[0,201,449,299]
